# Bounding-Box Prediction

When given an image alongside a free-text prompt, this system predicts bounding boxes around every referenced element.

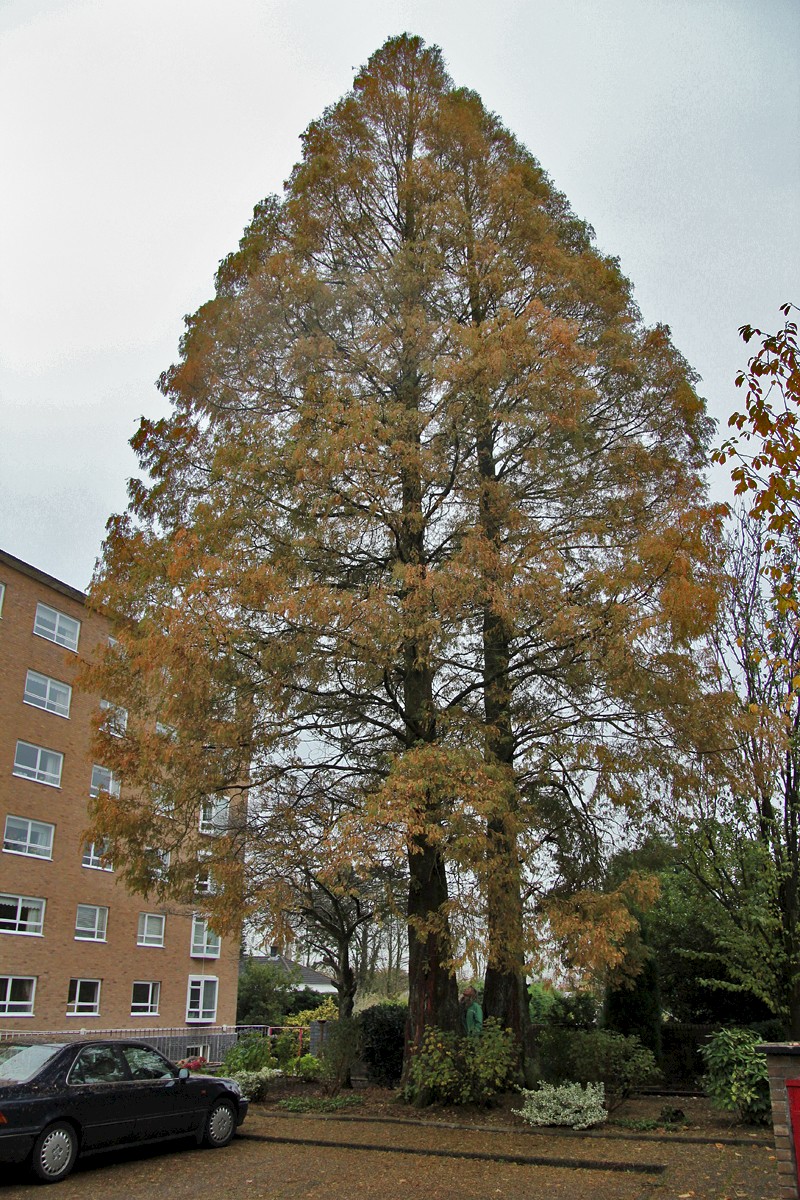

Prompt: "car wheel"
[203,1099,236,1148]
[31,1122,79,1184]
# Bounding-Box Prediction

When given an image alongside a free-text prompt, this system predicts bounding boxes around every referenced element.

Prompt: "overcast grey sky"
[1,0,798,591]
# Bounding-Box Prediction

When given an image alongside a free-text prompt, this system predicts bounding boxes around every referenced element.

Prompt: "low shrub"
[359,1003,407,1087]
[291,1053,323,1081]
[272,1028,304,1069]
[176,1055,207,1072]
[222,1033,277,1073]
[405,1018,518,1106]
[228,1067,283,1101]
[538,1027,659,1109]
[514,1082,607,1130]
[277,1094,364,1113]
[700,1027,771,1125]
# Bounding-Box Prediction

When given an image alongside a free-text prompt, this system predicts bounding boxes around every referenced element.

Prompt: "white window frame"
[23,670,72,718]
[0,894,45,936]
[74,904,108,942]
[185,1042,210,1059]
[130,980,160,1016]
[67,978,101,1016]
[137,912,165,947]
[186,976,218,1022]
[99,699,128,737]
[145,847,170,881]
[0,582,5,617]
[195,851,216,896]
[82,840,113,871]
[199,795,229,836]
[0,975,36,1017]
[13,741,63,788]
[33,602,80,652]
[3,815,54,860]
[89,764,120,798]
[190,914,221,958]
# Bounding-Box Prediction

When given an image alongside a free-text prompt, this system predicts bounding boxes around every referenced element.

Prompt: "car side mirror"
[178,1067,190,1080]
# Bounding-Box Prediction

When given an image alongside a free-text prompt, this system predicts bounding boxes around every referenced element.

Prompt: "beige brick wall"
[0,551,240,1034]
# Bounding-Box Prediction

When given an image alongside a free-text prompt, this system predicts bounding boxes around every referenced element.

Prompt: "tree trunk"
[476,419,533,1070]
[404,836,460,1089]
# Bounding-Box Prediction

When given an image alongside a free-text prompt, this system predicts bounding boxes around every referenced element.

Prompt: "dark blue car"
[0,1039,248,1183]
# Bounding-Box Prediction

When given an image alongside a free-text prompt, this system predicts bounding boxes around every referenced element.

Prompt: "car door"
[65,1044,138,1149]
[117,1045,205,1139]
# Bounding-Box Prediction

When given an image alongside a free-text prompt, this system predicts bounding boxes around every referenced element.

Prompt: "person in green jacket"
[461,986,483,1036]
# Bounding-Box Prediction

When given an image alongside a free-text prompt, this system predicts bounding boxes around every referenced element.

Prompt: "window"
[150,783,174,817]
[191,915,221,958]
[186,976,218,1022]
[23,670,72,718]
[74,904,108,941]
[145,847,170,880]
[0,582,5,617]
[0,894,45,935]
[89,764,120,798]
[99,699,128,737]
[130,981,161,1016]
[185,1042,210,1060]
[69,1044,126,1083]
[67,978,101,1016]
[195,852,216,896]
[82,840,113,871]
[137,912,165,947]
[33,603,80,651]
[3,815,54,859]
[13,741,63,788]
[0,976,36,1016]
[120,1045,174,1078]
[199,795,229,835]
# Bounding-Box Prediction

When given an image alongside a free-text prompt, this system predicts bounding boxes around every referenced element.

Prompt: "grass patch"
[277,1094,366,1114]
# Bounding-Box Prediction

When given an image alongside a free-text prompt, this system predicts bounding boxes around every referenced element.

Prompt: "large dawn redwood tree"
[85,35,719,1068]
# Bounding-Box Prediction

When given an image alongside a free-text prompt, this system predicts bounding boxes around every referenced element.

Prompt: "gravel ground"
[0,1093,782,1200]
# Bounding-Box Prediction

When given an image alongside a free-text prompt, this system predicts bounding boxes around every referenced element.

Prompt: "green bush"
[604,953,662,1061]
[222,1032,277,1073]
[291,1053,323,1081]
[514,1082,607,1130]
[538,1028,659,1110]
[236,961,299,1026]
[272,1027,304,1069]
[530,987,598,1028]
[228,1067,283,1101]
[359,1003,407,1087]
[406,1018,518,1106]
[700,1028,771,1125]
[284,995,339,1025]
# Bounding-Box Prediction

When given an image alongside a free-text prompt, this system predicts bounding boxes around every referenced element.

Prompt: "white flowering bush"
[229,1067,283,1101]
[514,1082,607,1130]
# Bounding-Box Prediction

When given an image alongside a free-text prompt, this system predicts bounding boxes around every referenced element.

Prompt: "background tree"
[235,960,314,1026]
[84,34,719,1072]
[716,303,799,547]
[665,510,800,1033]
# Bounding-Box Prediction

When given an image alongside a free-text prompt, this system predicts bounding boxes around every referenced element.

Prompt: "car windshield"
[0,1043,65,1083]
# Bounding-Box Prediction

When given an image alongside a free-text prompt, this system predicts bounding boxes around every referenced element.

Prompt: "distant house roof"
[246,950,337,994]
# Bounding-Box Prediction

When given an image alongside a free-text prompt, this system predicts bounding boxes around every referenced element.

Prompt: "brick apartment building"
[0,549,240,1045]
